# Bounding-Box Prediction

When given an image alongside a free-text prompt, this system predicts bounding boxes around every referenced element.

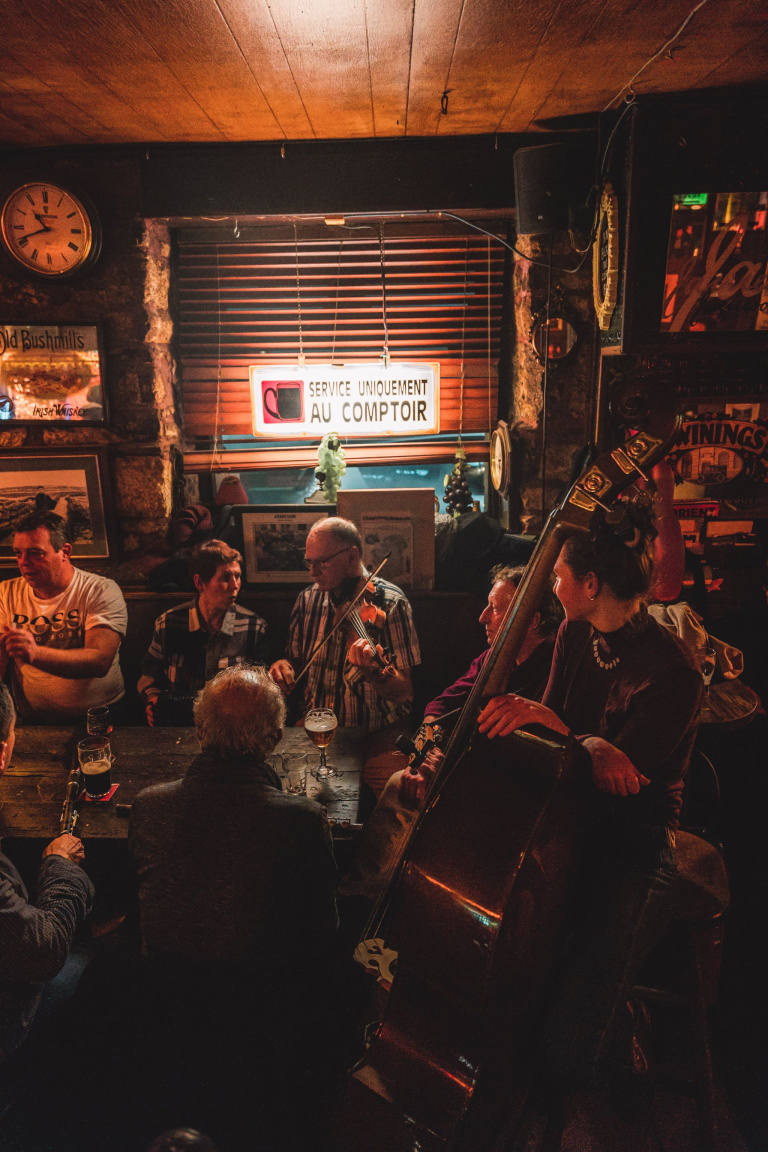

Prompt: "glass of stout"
[87,706,113,737]
[304,707,340,779]
[77,735,113,799]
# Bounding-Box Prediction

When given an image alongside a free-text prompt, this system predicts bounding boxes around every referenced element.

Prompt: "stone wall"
[0,154,181,579]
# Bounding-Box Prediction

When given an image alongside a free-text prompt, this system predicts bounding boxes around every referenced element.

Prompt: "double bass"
[331,381,680,1152]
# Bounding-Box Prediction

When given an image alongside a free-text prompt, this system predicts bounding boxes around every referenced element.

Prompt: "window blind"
[175,228,504,446]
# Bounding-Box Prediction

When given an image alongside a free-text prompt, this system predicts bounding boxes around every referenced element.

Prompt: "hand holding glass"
[305,708,340,778]
[77,736,113,799]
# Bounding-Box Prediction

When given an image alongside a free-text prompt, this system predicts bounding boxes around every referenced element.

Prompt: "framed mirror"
[530,313,579,364]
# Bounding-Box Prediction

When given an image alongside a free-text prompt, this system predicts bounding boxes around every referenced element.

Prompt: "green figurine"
[316,432,346,503]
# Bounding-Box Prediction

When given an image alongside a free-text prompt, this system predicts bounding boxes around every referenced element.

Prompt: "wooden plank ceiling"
[1,0,765,146]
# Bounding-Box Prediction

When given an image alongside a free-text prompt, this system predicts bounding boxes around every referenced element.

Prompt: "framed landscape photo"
[0,454,109,562]
[232,506,332,584]
[0,324,106,423]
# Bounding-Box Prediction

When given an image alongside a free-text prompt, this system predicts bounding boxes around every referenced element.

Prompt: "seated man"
[0,512,127,723]
[129,664,337,979]
[0,685,94,1066]
[270,517,420,732]
[138,539,269,726]
[338,565,562,903]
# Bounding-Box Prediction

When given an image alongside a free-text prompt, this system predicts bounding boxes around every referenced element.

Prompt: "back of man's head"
[14,511,70,551]
[194,665,286,758]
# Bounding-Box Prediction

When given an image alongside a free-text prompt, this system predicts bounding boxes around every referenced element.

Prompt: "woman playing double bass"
[478,498,702,1091]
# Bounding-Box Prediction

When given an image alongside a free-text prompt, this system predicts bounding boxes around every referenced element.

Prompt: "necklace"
[592,634,620,670]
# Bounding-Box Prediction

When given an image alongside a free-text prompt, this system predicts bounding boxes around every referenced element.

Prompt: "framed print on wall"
[0,454,109,562]
[0,324,106,423]
[231,506,332,585]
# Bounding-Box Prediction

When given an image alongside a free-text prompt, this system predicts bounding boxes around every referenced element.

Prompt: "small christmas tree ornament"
[444,443,473,517]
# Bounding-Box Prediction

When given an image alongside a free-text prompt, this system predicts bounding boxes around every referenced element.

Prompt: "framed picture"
[0,324,106,423]
[337,489,435,591]
[231,506,332,584]
[0,454,110,562]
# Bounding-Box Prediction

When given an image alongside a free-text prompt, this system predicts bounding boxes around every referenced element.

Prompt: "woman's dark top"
[543,613,702,825]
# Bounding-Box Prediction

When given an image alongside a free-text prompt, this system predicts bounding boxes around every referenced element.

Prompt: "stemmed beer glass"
[304,707,340,779]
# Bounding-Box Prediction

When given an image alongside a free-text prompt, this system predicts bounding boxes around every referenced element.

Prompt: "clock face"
[490,424,511,493]
[0,183,100,278]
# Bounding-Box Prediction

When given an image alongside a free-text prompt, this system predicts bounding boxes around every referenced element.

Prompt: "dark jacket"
[0,851,93,1063]
[129,749,338,982]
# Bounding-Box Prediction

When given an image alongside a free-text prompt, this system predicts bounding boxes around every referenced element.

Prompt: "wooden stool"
[631,830,730,1152]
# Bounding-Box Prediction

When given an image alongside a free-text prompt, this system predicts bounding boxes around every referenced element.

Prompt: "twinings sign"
[669,418,768,485]
[250,362,440,439]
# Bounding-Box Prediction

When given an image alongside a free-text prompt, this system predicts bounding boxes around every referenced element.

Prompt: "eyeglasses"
[303,546,352,571]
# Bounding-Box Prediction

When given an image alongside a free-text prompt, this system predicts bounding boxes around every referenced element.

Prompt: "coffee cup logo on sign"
[262,380,304,423]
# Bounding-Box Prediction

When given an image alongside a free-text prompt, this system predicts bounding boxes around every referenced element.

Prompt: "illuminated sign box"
[250,362,440,438]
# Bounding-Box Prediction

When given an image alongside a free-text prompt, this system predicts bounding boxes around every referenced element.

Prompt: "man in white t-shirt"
[0,512,127,722]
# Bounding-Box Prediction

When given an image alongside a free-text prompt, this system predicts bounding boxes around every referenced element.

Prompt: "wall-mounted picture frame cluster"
[0,324,105,423]
[0,453,110,562]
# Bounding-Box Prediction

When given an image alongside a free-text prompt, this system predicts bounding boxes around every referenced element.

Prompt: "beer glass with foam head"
[77,736,113,799]
[304,708,339,778]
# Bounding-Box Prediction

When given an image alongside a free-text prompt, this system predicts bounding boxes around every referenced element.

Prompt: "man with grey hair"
[270,516,420,732]
[129,664,337,976]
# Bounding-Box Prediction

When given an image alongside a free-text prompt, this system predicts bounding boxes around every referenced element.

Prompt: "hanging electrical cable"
[293,221,305,365]
[378,224,390,366]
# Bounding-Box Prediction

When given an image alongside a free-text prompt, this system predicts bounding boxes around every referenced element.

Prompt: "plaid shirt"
[141,599,269,698]
[286,576,421,731]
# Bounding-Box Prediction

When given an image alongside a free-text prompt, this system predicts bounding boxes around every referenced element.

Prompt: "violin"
[340,579,396,679]
[292,554,394,688]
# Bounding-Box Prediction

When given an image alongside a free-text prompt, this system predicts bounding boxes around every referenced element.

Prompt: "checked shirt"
[141,599,270,699]
[285,575,421,731]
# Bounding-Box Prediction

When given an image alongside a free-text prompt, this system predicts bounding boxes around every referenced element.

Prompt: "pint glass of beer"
[77,736,113,799]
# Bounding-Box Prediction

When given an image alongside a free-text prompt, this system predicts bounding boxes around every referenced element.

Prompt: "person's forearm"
[27,646,114,679]
[137,674,161,698]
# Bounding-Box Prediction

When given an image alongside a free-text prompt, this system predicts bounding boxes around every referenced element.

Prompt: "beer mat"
[78,783,121,802]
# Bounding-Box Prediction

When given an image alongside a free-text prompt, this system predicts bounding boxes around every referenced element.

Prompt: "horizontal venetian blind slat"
[176,231,502,438]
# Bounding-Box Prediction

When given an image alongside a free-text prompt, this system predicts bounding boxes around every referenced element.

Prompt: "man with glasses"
[269,517,420,732]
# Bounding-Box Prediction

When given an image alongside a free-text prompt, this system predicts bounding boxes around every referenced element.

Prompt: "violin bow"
[292,553,390,687]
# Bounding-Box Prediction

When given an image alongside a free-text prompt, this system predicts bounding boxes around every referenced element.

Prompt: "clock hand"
[17,224,52,241]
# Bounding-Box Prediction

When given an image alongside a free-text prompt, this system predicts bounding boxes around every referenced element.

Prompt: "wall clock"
[592,182,620,331]
[0,182,101,279]
[490,420,512,494]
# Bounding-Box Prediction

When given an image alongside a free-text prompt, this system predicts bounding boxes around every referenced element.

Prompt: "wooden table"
[1,725,363,840]
[699,680,762,730]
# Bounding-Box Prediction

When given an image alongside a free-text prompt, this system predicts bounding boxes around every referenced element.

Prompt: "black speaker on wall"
[513,143,570,235]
